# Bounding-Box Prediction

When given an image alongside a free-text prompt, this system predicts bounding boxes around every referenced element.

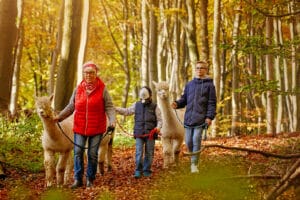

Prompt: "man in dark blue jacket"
[172,61,216,173]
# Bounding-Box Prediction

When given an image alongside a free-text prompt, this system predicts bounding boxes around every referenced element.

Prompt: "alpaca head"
[35,95,55,120]
[152,81,169,100]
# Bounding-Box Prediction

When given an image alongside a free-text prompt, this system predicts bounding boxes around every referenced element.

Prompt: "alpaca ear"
[152,81,157,88]
[49,94,54,102]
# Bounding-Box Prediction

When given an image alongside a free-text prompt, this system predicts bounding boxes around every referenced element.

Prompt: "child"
[115,86,162,178]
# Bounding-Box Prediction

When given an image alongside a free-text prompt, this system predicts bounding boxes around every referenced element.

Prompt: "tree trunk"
[211,0,221,137]
[169,0,181,101]
[231,6,241,136]
[288,1,298,132]
[0,0,18,113]
[49,0,64,95]
[148,0,159,98]
[140,0,149,86]
[55,0,83,110]
[9,0,24,119]
[76,0,89,85]
[185,0,199,70]
[121,0,131,108]
[198,0,209,61]
[265,17,275,135]
[273,17,283,133]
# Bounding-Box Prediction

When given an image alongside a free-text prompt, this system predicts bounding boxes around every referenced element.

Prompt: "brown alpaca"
[36,95,114,187]
[153,81,184,168]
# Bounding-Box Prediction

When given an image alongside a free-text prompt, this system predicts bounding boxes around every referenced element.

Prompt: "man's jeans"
[185,127,203,165]
[135,137,155,174]
[73,133,102,181]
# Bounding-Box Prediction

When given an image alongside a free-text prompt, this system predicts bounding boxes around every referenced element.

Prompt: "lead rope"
[115,118,133,137]
[174,109,208,140]
[56,122,114,149]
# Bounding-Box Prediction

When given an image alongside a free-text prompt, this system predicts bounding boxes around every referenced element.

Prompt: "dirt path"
[1,132,299,199]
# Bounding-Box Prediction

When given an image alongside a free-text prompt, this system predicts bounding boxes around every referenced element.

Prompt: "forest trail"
[0,132,299,200]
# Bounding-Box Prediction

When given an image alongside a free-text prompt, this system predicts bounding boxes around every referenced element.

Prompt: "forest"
[0,0,300,199]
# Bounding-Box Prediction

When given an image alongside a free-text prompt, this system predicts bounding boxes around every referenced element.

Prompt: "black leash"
[174,109,185,126]
[56,122,115,149]
[184,123,209,140]
[174,109,209,140]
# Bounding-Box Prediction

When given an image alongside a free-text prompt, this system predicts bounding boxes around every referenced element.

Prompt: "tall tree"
[198,0,209,61]
[121,0,131,108]
[273,16,283,133]
[230,5,241,136]
[54,0,83,110]
[140,0,149,86]
[184,0,199,70]
[9,0,24,118]
[265,16,275,135]
[148,0,159,97]
[49,0,64,95]
[0,0,18,113]
[288,0,298,132]
[211,0,221,137]
[76,0,89,84]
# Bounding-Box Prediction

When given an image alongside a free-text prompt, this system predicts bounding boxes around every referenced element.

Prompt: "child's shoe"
[134,171,141,178]
[191,163,199,173]
[143,171,152,177]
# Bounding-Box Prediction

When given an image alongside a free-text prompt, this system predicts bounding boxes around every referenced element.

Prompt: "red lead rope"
[135,128,158,140]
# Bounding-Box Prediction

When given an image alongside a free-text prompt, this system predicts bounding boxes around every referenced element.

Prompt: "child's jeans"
[135,137,155,174]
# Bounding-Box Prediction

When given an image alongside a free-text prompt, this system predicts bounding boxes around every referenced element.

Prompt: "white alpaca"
[36,96,114,187]
[153,81,184,168]
[35,95,73,187]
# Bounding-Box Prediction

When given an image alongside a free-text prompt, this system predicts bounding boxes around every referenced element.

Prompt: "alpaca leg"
[106,136,114,172]
[162,138,172,168]
[172,139,183,166]
[44,150,56,187]
[64,151,73,185]
[98,142,108,175]
[56,152,69,186]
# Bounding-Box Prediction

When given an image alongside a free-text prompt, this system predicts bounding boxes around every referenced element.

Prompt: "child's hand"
[171,102,177,109]
[115,107,121,114]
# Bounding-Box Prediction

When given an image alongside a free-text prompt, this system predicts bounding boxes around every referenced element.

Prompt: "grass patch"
[149,157,258,200]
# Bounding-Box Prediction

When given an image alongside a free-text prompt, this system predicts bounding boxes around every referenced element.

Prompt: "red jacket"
[73,78,107,136]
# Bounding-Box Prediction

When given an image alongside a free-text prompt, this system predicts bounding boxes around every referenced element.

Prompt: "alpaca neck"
[158,98,177,122]
[41,118,60,140]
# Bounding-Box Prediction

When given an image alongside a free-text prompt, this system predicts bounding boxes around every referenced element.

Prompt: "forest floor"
[0,132,299,200]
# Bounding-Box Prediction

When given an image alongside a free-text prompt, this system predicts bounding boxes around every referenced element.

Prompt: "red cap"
[83,61,98,72]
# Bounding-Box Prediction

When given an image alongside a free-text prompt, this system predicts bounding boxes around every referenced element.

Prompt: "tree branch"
[266,158,300,200]
[183,144,300,159]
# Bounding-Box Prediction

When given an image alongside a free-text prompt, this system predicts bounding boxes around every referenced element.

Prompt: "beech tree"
[0,0,18,113]
[9,0,24,118]
[54,0,84,110]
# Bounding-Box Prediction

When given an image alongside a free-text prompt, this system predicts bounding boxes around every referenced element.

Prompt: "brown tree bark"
[9,0,24,119]
[55,0,83,110]
[0,0,18,113]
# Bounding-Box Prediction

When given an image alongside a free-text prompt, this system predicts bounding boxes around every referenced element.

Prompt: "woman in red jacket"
[55,61,116,189]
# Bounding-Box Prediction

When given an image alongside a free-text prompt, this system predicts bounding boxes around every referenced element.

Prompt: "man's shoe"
[134,171,141,179]
[70,180,83,189]
[191,163,199,173]
[86,179,93,188]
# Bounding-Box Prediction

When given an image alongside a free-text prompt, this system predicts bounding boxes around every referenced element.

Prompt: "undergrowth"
[0,113,44,172]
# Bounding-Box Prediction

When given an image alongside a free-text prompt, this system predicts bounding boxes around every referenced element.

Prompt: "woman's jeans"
[185,127,203,165]
[135,137,155,174]
[73,133,102,182]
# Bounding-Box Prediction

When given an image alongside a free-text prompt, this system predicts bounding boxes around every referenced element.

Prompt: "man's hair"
[196,61,209,67]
